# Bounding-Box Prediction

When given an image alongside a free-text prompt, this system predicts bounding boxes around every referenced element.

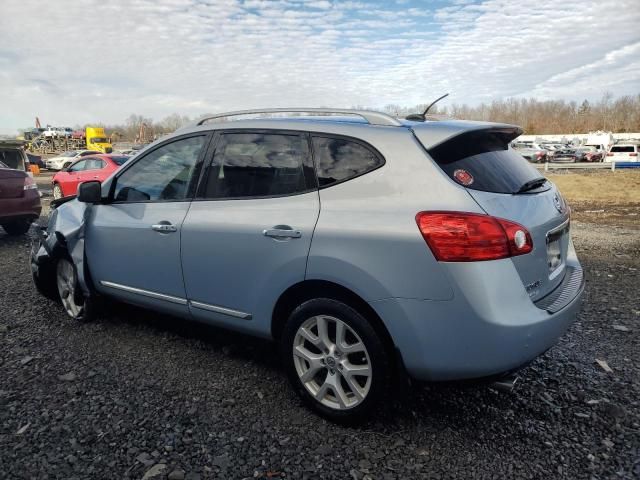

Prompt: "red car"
[52,154,129,199]
[0,160,42,235]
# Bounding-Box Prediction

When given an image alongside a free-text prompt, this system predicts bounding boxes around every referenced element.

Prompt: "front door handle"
[151,223,177,233]
[263,227,301,239]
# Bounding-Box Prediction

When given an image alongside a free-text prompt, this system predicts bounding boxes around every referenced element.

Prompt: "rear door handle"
[151,223,177,233]
[263,228,301,239]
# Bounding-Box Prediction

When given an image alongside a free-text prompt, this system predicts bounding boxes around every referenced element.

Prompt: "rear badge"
[453,169,474,186]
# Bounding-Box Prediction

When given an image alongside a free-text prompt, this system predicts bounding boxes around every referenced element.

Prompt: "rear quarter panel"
[306,128,483,302]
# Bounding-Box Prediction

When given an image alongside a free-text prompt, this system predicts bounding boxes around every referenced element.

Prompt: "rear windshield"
[0,149,25,171]
[111,156,129,165]
[611,146,635,153]
[424,129,544,194]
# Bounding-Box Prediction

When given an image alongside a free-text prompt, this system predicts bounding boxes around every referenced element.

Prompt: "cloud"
[0,0,638,130]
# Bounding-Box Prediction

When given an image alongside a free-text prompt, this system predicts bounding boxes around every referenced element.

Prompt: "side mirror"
[77,181,102,203]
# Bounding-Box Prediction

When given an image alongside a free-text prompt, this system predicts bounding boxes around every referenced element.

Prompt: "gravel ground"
[0,208,638,479]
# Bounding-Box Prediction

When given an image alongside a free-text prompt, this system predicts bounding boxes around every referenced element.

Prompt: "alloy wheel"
[53,184,63,199]
[292,315,372,410]
[56,259,83,318]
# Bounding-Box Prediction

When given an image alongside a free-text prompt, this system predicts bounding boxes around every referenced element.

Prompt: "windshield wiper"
[517,178,547,193]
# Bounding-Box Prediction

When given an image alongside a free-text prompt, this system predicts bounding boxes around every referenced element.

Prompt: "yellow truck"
[85,127,113,153]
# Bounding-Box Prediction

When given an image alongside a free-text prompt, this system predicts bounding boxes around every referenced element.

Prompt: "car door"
[181,130,320,335]
[78,158,105,184]
[63,160,87,196]
[86,133,211,317]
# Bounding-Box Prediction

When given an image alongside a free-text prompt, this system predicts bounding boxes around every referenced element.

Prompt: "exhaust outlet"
[491,375,518,392]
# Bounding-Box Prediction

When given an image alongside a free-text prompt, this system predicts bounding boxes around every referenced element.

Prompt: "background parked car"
[52,154,129,199]
[550,148,579,163]
[0,160,41,235]
[573,145,603,162]
[511,142,548,163]
[606,143,640,162]
[45,150,102,170]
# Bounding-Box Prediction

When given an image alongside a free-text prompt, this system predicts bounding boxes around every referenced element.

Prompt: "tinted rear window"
[112,156,130,165]
[611,146,635,153]
[425,129,543,194]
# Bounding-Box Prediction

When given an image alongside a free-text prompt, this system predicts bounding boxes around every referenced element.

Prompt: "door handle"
[263,227,302,239]
[151,223,177,233]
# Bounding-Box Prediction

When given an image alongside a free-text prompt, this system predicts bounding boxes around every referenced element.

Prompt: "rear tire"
[281,298,390,423]
[2,220,31,236]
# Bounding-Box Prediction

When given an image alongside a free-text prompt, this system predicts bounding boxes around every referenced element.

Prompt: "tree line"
[382,93,640,134]
[84,93,640,142]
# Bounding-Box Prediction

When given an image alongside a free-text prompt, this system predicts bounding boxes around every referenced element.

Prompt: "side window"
[203,132,313,199]
[85,159,105,170]
[311,136,384,187]
[113,135,206,202]
[80,151,95,157]
[69,160,87,172]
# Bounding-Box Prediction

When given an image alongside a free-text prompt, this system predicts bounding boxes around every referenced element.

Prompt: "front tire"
[281,298,390,423]
[55,257,96,322]
[52,183,63,199]
[2,220,31,236]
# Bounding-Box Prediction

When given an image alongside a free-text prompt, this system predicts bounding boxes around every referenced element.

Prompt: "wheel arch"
[271,279,397,358]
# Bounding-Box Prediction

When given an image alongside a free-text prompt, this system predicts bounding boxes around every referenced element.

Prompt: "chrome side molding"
[189,300,252,320]
[100,281,188,305]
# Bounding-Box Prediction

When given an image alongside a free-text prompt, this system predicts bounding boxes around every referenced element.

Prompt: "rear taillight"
[607,153,614,156]
[23,176,38,190]
[415,211,533,262]
[630,153,638,157]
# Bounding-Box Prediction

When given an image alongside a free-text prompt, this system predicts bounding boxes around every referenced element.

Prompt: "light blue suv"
[31,109,584,421]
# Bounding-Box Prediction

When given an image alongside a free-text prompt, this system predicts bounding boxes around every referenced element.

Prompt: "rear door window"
[311,136,384,187]
[202,132,314,199]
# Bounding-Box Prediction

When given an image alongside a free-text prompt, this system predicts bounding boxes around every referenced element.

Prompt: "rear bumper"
[370,256,584,382]
[0,193,42,223]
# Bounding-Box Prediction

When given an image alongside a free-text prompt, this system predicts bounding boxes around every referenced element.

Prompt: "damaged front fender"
[31,197,93,297]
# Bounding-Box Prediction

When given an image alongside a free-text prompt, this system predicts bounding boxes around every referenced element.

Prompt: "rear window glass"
[0,149,25,171]
[112,156,129,165]
[611,146,635,153]
[425,129,544,194]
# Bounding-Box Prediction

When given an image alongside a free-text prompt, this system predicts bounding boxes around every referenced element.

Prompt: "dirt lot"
[547,170,640,228]
[0,170,638,479]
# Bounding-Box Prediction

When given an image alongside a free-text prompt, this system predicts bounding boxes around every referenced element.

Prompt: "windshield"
[111,156,130,165]
[62,151,79,157]
[91,137,108,143]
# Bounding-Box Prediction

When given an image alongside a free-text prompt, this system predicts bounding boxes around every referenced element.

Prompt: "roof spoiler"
[422,125,523,164]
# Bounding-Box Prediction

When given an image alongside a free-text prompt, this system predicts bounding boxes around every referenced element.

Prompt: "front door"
[181,130,320,335]
[86,134,210,316]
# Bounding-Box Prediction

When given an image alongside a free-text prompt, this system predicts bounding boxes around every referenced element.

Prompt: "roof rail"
[194,108,402,127]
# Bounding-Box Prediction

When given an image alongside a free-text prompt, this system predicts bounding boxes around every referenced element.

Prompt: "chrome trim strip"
[546,217,570,238]
[189,300,252,320]
[99,281,188,305]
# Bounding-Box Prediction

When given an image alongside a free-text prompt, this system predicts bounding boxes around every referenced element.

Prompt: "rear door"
[181,130,319,334]
[414,127,570,301]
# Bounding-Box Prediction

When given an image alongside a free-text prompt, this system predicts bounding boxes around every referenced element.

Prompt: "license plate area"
[546,220,569,274]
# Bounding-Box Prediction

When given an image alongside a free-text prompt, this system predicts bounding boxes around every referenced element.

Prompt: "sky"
[1,0,639,133]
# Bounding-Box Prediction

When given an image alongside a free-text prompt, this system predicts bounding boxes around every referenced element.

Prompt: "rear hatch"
[0,167,27,199]
[608,145,638,162]
[413,125,571,301]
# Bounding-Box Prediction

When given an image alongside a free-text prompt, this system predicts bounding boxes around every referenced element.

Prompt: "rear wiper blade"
[517,178,547,193]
